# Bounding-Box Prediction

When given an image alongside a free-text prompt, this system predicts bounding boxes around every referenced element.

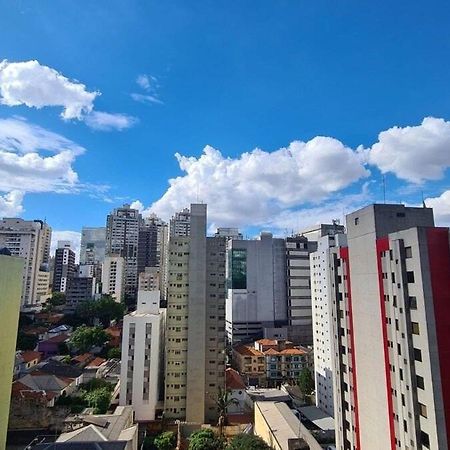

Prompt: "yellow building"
[0,253,23,448]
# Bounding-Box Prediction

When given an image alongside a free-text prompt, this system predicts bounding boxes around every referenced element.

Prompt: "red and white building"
[331,204,450,450]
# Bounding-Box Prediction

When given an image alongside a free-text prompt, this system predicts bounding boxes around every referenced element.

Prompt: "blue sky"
[1,0,450,252]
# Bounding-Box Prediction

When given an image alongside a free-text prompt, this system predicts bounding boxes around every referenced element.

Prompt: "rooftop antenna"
[422,191,426,208]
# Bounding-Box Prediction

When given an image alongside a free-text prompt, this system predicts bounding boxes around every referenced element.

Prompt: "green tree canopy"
[83,386,111,414]
[228,434,272,450]
[154,431,176,450]
[16,332,38,351]
[297,367,314,397]
[75,295,125,327]
[107,347,121,359]
[188,429,225,450]
[68,325,108,353]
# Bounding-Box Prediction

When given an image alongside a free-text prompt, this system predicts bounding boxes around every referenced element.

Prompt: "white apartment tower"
[169,208,191,237]
[52,240,76,293]
[106,204,142,298]
[310,232,347,417]
[0,218,51,307]
[120,290,165,421]
[164,204,226,423]
[331,204,450,450]
[102,256,125,302]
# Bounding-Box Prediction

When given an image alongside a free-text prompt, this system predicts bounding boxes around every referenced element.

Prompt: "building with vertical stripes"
[331,204,450,450]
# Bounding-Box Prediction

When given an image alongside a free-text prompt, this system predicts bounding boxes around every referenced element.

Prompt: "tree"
[107,347,121,359]
[16,332,38,351]
[68,325,108,353]
[188,429,225,450]
[93,295,125,327]
[84,386,111,414]
[154,431,176,450]
[297,367,314,400]
[214,387,238,435]
[75,301,96,326]
[228,434,272,450]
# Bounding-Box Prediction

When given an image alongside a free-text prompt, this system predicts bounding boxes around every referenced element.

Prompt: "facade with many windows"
[331,204,450,450]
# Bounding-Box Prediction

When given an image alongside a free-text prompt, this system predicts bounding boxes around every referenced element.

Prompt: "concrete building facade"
[331,204,450,450]
[52,241,75,293]
[0,253,23,449]
[0,218,51,307]
[102,255,125,302]
[226,232,287,344]
[164,204,226,423]
[310,233,347,417]
[120,291,165,421]
[106,204,142,298]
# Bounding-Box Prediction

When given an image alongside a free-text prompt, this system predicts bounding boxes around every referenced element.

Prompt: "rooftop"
[226,368,246,390]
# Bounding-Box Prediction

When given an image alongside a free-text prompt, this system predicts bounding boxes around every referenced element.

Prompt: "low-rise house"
[71,352,95,368]
[82,356,107,383]
[234,339,312,387]
[48,324,72,338]
[38,333,70,358]
[105,324,122,347]
[53,406,138,450]
[225,368,246,414]
[14,350,42,379]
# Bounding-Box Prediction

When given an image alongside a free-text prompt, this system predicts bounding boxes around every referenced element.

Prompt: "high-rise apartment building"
[331,204,450,450]
[169,207,191,237]
[65,276,96,310]
[138,267,160,291]
[106,204,142,298]
[52,241,76,293]
[80,227,106,264]
[226,232,287,344]
[0,251,23,449]
[310,232,347,417]
[120,290,165,421]
[285,234,317,345]
[214,227,243,240]
[164,204,226,423]
[102,256,125,302]
[0,218,51,307]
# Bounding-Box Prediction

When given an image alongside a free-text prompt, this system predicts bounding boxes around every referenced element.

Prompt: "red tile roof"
[234,345,264,357]
[20,351,42,363]
[87,357,106,368]
[226,368,246,390]
[42,333,69,344]
[72,353,93,363]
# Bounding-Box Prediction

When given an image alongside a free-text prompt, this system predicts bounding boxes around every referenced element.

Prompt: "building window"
[419,403,428,418]
[416,375,424,390]
[407,271,415,283]
[408,296,417,309]
[414,348,422,362]
[354,217,359,225]
[421,431,430,448]
[405,246,412,258]
[411,322,420,335]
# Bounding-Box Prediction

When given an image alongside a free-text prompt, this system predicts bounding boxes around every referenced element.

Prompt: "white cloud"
[132,73,163,105]
[0,117,82,194]
[130,93,163,105]
[0,117,92,216]
[51,231,81,262]
[425,190,450,226]
[140,138,368,227]
[0,59,98,120]
[367,117,450,183]
[0,190,24,217]
[0,60,138,131]
[136,74,151,91]
[84,111,137,131]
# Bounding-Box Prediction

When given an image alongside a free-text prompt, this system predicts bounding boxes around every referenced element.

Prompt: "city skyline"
[2,1,450,256]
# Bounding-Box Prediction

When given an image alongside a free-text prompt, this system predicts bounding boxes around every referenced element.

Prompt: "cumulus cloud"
[51,231,81,262]
[136,138,368,227]
[0,60,137,131]
[0,59,98,119]
[425,190,450,226]
[367,117,450,183]
[0,117,91,216]
[84,111,137,131]
[0,190,24,217]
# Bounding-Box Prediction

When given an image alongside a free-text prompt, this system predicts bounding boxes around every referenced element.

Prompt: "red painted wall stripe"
[376,238,396,450]
[426,228,450,445]
[340,246,361,450]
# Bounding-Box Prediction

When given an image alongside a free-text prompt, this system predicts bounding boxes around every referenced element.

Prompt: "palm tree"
[214,387,238,436]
